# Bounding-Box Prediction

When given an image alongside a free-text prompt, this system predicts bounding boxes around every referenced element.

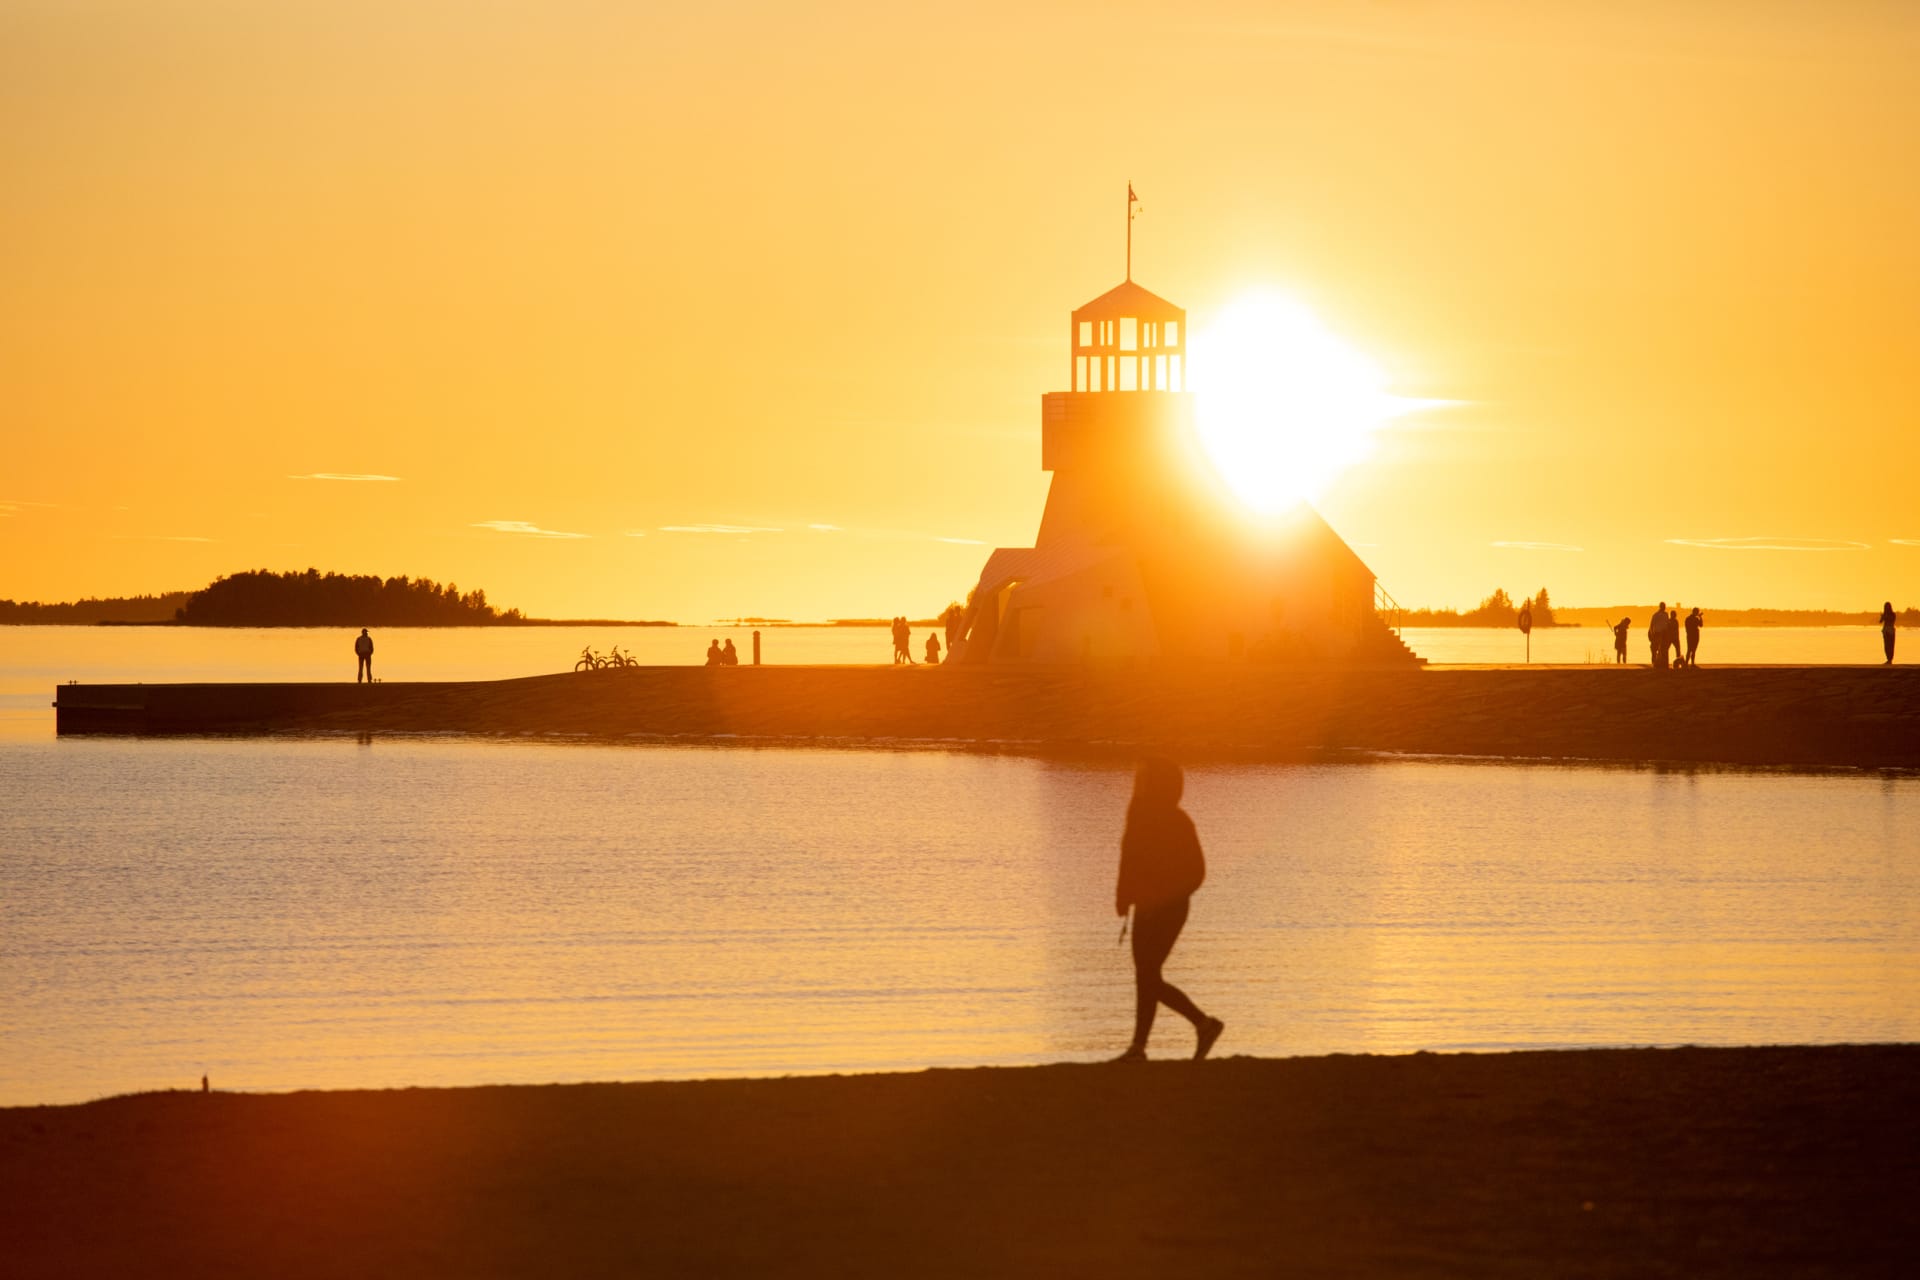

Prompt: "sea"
[1,624,1914,1106]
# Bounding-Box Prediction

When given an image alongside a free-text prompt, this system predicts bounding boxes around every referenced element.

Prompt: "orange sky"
[4,1,1917,620]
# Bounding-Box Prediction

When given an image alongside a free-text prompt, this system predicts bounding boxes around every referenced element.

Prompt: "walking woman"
[1114,756,1224,1062]
[1882,602,1898,665]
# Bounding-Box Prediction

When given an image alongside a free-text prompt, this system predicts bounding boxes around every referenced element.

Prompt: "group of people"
[1611,603,1703,668]
[1603,602,1903,667]
[703,638,740,666]
[890,615,940,665]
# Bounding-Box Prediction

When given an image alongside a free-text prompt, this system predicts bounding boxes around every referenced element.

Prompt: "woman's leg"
[1129,899,1203,1050]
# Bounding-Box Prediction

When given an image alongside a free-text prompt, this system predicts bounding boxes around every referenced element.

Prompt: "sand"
[4,1045,1914,1277]
[56,665,1920,769]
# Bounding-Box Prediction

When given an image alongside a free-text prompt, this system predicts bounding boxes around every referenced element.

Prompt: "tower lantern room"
[1069,282,1186,393]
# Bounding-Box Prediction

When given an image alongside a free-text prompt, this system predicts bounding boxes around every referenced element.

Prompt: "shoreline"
[54,664,1920,769]
[5,1044,1913,1277]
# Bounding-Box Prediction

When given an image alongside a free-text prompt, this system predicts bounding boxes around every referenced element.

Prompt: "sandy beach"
[4,1044,1914,1278]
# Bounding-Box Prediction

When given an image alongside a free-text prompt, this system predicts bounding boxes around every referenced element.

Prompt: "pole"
[753,629,761,666]
[1126,183,1135,281]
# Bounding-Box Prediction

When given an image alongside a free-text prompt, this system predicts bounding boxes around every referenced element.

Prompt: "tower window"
[1165,321,1179,346]
[1120,318,1137,352]
[1078,321,1092,347]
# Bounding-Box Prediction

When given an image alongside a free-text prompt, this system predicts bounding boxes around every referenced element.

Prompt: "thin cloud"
[1667,537,1869,552]
[1891,539,1920,548]
[472,520,589,540]
[1492,540,1584,552]
[659,524,783,534]
[621,529,648,538]
[289,473,401,483]
[932,535,987,546]
[808,523,843,532]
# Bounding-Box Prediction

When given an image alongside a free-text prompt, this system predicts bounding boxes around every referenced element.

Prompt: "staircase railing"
[1374,581,1405,636]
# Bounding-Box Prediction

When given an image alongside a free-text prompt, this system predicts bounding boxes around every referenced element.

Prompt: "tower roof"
[1072,280,1185,323]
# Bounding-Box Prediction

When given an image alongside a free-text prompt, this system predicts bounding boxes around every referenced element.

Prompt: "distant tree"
[1530,588,1557,627]
[0,592,192,624]
[1462,587,1519,627]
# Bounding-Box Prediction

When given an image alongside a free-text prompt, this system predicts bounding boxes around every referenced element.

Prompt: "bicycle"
[574,646,603,673]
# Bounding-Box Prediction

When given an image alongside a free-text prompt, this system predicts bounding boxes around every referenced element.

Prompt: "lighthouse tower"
[951,206,1415,666]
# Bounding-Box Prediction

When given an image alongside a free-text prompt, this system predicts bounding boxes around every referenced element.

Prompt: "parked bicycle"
[574,644,639,672]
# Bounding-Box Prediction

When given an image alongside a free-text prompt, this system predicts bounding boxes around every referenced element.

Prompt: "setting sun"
[1190,293,1418,512]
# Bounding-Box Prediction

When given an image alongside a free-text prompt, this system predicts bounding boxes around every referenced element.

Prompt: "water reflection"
[1,738,1915,1105]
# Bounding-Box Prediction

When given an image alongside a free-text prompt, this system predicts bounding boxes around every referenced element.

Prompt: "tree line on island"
[173,569,523,626]
[1401,588,1558,627]
[1397,587,1916,629]
[1,570,557,626]
[2,574,1910,628]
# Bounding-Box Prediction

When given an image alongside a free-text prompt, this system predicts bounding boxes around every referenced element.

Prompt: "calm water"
[2,736,1915,1106]
[0,623,1905,742]
[1,627,1915,1105]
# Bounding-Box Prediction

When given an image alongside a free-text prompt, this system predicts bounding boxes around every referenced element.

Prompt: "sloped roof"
[970,541,1130,598]
[1071,280,1185,324]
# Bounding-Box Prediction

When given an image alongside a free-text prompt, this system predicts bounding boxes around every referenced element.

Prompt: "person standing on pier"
[354,628,374,683]
[1881,602,1898,664]
[1649,605,1668,669]
[1612,616,1631,664]
[1685,608,1703,667]
[1114,756,1224,1063]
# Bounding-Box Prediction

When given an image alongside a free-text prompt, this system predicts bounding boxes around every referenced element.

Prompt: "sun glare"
[1190,293,1413,512]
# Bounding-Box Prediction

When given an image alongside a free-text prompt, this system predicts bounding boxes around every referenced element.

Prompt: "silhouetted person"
[354,628,374,682]
[1882,602,1898,664]
[1114,756,1224,1062]
[891,616,914,664]
[721,638,739,666]
[1670,601,1686,668]
[1649,605,1668,669]
[924,632,941,665]
[1685,608,1703,667]
[705,639,723,666]
[1612,616,1630,664]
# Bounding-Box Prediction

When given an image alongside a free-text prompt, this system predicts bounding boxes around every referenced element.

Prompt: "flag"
[1128,183,1137,204]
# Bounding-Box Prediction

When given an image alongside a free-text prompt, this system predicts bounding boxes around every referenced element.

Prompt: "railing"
[1375,581,1405,636]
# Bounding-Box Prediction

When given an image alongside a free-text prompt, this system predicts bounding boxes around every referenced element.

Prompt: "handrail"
[1374,581,1405,636]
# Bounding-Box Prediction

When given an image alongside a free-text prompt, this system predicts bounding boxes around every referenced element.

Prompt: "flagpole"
[1126,182,1132,281]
